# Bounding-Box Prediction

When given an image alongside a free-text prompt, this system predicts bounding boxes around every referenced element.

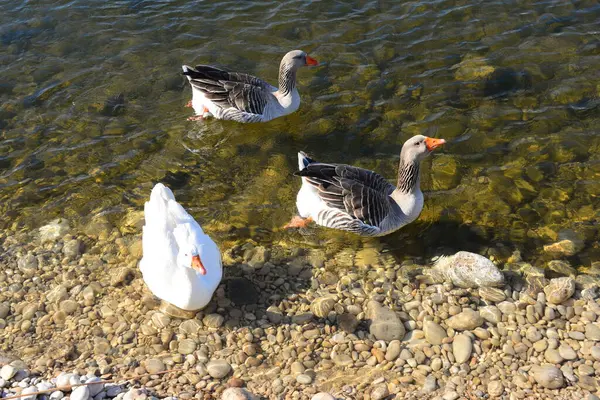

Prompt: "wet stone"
[366,301,405,341]
[207,360,232,379]
[531,365,564,389]
[544,277,576,304]
[447,309,483,330]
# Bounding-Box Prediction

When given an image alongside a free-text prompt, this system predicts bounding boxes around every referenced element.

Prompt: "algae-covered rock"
[453,55,495,81]
[431,155,460,190]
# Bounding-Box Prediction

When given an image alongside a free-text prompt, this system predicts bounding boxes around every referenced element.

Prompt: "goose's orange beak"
[191,255,206,275]
[306,55,318,66]
[424,137,446,151]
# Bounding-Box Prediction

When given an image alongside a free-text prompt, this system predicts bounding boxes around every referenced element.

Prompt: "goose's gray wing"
[295,163,396,227]
[183,65,273,115]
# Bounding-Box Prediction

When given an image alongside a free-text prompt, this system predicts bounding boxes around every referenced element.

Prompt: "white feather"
[139,183,222,311]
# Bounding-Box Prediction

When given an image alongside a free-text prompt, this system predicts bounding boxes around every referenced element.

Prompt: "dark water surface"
[1,0,599,266]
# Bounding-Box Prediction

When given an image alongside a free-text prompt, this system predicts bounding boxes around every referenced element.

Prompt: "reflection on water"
[0,0,599,265]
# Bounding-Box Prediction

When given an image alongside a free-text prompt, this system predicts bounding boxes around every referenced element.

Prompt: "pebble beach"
[1,217,600,400]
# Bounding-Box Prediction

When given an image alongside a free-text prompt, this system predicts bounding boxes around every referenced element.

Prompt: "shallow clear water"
[1,0,599,266]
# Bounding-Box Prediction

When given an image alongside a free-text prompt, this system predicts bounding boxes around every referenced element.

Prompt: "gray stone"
[71,385,91,400]
[488,381,504,398]
[296,374,313,384]
[39,218,70,243]
[20,386,38,400]
[63,239,82,259]
[428,251,504,288]
[0,365,16,380]
[447,309,483,330]
[145,358,165,374]
[479,287,506,302]
[0,303,9,319]
[544,277,576,304]
[221,387,255,400]
[332,353,353,367]
[580,376,598,391]
[385,340,401,361]
[453,334,472,363]
[59,300,79,315]
[443,392,459,400]
[207,359,232,379]
[203,313,224,328]
[424,320,447,345]
[47,285,68,303]
[266,306,283,324]
[86,377,103,397]
[291,313,313,324]
[544,349,564,364]
[178,339,197,355]
[56,373,76,388]
[17,253,38,272]
[421,375,437,393]
[311,297,335,318]
[105,386,122,397]
[366,301,405,341]
[525,326,542,342]
[337,313,359,333]
[586,323,600,341]
[370,384,389,400]
[480,306,502,325]
[49,392,64,400]
[531,365,564,389]
[311,394,335,400]
[558,344,576,360]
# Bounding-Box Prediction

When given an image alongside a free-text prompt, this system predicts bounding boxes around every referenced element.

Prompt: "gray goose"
[285,135,446,236]
[182,50,318,123]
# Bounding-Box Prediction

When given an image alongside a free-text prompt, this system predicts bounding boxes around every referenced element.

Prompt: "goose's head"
[283,50,319,69]
[179,244,207,275]
[400,135,446,163]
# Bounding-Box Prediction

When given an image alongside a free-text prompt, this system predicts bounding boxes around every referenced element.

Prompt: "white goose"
[182,49,318,123]
[139,183,222,311]
[285,135,446,236]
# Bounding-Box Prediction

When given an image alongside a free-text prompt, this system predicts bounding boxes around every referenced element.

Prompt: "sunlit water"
[1,0,599,267]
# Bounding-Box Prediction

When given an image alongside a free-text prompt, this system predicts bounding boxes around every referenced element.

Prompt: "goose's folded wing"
[295,164,396,227]
[193,80,272,115]
[191,65,272,89]
[183,65,274,115]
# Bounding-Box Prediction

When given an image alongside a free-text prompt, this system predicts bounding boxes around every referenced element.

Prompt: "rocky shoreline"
[1,217,599,400]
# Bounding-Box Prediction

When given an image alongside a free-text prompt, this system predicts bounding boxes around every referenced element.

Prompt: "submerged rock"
[543,229,585,256]
[102,93,125,116]
[453,55,495,81]
[222,387,256,400]
[547,260,576,277]
[428,251,504,288]
[366,301,405,341]
[544,277,576,304]
[39,218,69,243]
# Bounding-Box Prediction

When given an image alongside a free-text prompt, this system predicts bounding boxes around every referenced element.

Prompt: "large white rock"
[428,251,504,288]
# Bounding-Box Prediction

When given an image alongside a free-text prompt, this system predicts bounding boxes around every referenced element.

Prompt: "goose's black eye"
[293,55,302,59]
[414,141,420,146]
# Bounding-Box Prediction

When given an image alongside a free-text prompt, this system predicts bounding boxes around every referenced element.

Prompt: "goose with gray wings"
[182,50,318,123]
[285,135,446,236]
